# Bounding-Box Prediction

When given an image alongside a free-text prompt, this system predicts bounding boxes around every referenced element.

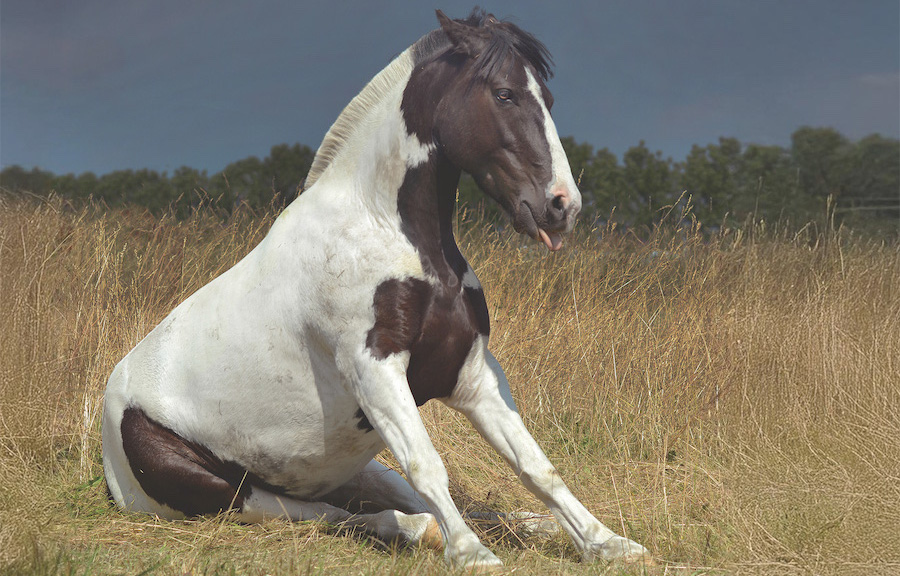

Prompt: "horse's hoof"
[506,511,560,539]
[620,549,655,566]
[419,515,443,549]
[585,536,654,565]
[446,540,503,572]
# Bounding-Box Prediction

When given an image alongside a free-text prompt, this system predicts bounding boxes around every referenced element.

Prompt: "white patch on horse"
[461,265,481,290]
[305,50,434,195]
[446,336,650,563]
[525,68,582,224]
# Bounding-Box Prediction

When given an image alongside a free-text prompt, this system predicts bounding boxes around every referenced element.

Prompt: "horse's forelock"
[481,19,553,82]
[415,9,553,82]
[452,8,554,82]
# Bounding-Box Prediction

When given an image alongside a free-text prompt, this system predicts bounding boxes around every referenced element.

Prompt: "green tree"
[737,143,800,222]
[840,134,900,230]
[679,137,745,226]
[621,142,675,228]
[217,143,315,210]
[588,148,624,220]
[791,127,851,203]
[844,135,900,203]
[168,166,211,215]
[76,172,100,199]
[0,165,55,194]
[560,137,596,215]
[220,156,267,209]
[559,137,623,225]
[267,143,315,204]
[2,131,895,234]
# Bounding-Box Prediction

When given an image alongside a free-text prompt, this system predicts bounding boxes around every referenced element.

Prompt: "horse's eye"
[495,89,513,102]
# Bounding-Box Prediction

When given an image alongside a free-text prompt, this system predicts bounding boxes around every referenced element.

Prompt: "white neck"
[304,49,435,216]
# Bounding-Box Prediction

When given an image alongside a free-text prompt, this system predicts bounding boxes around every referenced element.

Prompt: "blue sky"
[2,1,898,176]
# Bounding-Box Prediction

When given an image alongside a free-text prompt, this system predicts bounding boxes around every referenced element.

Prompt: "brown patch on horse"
[464,285,490,335]
[354,407,375,432]
[121,407,266,516]
[364,126,492,405]
[366,275,487,405]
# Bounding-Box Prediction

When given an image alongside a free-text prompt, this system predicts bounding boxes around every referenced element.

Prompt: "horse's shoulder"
[364,269,489,405]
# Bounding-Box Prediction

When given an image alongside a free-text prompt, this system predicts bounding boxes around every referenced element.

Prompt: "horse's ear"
[436,9,485,57]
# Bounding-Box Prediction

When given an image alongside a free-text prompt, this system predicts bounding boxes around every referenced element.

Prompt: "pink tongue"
[538,229,563,251]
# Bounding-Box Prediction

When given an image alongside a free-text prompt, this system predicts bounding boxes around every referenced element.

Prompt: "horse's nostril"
[551,194,566,214]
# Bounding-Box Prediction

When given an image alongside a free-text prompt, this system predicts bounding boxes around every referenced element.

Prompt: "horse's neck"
[397,153,467,283]
[358,118,465,283]
[312,80,428,210]
[311,85,465,283]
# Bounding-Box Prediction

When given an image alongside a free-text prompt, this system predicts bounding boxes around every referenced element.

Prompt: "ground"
[1,195,898,575]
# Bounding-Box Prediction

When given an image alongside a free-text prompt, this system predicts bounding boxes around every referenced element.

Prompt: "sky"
[2,1,898,177]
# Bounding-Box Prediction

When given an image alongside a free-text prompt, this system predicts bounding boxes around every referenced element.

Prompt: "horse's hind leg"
[317,460,442,548]
[321,459,430,514]
[240,486,441,548]
[113,408,438,547]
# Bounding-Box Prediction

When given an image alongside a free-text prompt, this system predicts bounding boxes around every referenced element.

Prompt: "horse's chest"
[366,277,489,405]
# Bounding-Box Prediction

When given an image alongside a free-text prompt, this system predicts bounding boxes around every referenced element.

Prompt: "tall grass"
[1,193,898,574]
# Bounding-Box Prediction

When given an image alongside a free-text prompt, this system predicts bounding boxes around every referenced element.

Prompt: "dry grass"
[1,193,898,575]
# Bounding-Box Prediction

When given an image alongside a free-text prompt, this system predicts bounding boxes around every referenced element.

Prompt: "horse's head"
[411,10,582,252]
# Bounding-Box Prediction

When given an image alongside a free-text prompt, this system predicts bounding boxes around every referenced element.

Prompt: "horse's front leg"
[445,345,652,565]
[348,351,502,570]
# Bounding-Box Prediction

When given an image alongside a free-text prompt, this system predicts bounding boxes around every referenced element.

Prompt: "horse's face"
[433,11,581,251]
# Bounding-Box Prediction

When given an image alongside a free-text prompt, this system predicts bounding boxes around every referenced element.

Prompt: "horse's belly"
[241,413,386,498]
[175,356,388,500]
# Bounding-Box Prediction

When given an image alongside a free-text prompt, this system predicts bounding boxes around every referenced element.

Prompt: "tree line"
[556,127,899,234]
[0,143,314,217]
[2,127,898,234]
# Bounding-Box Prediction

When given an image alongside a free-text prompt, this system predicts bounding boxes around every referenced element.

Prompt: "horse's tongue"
[538,229,563,252]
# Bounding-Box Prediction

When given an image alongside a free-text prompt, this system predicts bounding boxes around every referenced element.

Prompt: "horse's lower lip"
[512,202,564,251]
[512,201,540,237]
[538,229,563,251]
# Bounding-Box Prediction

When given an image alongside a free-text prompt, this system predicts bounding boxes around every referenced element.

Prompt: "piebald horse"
[102,9,649,569]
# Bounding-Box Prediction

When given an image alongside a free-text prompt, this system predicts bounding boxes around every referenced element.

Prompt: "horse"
[101,9,650,569]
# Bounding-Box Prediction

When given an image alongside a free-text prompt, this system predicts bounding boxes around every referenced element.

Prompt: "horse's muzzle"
[513,190,579,252]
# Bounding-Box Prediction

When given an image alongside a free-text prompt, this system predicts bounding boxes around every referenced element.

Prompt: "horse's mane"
[301,9,552,192]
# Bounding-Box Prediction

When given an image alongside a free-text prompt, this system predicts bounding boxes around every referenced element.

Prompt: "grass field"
[1,193,898,575]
